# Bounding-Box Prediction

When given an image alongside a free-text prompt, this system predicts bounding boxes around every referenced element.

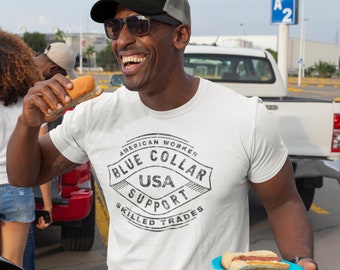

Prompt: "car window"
[110,73,124,87]
[183,54,276,84]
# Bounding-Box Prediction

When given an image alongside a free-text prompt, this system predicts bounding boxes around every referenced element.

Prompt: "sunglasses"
[104,15,181,40]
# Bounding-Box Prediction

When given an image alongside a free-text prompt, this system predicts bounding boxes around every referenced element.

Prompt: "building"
[189,35,340,73]
[50,32,110,70]
[56,32,339,73]
[46,32,109,56]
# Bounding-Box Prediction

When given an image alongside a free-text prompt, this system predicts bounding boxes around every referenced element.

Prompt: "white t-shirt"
[50,79,288,270]
[0,99,23,185]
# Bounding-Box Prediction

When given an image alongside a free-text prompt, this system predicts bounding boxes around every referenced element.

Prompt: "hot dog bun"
[47,75,103,116]
[222,250,289,270]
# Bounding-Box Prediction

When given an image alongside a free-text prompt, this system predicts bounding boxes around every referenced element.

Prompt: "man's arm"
[251,157,317,270]
[6,74,77,187]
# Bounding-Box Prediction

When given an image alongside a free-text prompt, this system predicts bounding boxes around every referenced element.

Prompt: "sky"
[0,0,339,45]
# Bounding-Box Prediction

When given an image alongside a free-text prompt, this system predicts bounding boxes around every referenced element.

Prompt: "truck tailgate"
[263,97,337,159]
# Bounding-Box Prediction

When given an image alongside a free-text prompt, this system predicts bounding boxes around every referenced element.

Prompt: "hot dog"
[46,75,103,116]
[221,250,289,270]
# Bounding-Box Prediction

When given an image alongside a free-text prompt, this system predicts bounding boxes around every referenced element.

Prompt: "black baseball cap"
[90,0,191,26]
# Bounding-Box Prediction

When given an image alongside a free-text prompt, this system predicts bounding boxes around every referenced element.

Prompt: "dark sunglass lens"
[126,16,149,36]
[105,19,122,40]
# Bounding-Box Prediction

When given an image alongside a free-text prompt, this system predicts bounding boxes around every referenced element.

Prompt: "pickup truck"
[34,116,95,251]
[183,44,340,210]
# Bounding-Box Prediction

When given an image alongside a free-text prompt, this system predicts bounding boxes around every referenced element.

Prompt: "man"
[34,42,78,80]
[7,1,318,269]
[23,42,78,270]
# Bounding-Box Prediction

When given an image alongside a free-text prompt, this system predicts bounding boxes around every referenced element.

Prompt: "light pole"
[79,1,83,74]
[302,18,309,78]
[297,0,305,86]
[19,25,27,33]
[238,23,244,47]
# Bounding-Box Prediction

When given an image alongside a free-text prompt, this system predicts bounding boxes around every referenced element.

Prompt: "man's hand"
[22,74,73,126]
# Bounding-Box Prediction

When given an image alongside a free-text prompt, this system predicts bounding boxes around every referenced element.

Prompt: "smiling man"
[6,0,318,270]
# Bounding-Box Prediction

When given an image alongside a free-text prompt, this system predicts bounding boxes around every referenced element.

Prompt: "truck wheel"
[61,177,96,251]
[295,177,319,211]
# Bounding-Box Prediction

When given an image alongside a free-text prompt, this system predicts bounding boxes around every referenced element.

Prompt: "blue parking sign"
[271,0,298,25]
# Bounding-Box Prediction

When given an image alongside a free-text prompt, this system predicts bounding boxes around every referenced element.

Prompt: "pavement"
[288,77,340,89]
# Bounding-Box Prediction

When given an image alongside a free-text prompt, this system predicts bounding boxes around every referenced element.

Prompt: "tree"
[84,45,96,68]
[96,41,118,71]
[54,28,66,42]
[265,48,278,62]
[22,32,47,53]
[308,60,337,78]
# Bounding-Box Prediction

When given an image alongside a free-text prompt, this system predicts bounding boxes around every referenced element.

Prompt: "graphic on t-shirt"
[108,133,212,231]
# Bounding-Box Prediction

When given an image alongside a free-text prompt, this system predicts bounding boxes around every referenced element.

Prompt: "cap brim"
[90,0,165,23]
[67,69,78,80]
[91,0,119,23]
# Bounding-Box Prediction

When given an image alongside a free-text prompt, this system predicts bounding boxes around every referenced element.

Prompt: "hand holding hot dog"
[21,74,102,126]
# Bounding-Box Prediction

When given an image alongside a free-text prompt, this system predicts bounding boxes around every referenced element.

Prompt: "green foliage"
[84,45,95,57]
[308,60,337,78]
[265,48,278,62]
[304,66,313,77]
[96,41,119,71]
[54,28,66,42]
[83,45,96,67]
[22,32,47,53]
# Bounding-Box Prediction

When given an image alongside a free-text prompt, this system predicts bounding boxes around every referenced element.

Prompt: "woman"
[0,30,44,268]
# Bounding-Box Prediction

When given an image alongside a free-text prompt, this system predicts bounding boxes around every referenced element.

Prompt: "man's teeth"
[122,56,146,64]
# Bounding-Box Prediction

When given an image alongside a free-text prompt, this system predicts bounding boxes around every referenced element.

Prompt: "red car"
[34,116,95,251]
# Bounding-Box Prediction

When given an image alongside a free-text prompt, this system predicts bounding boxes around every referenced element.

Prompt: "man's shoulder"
[201,78,260,106]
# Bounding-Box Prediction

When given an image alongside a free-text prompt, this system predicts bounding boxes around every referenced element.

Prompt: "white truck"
[183,45,340,210]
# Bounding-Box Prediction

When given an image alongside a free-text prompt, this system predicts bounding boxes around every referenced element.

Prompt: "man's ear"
[49,64,66,77]
[48,64,59,75]
[173,25,191,50]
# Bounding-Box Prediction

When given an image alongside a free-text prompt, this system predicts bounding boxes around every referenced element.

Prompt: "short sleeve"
[247,102,288,183]
[49,109,89,164]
